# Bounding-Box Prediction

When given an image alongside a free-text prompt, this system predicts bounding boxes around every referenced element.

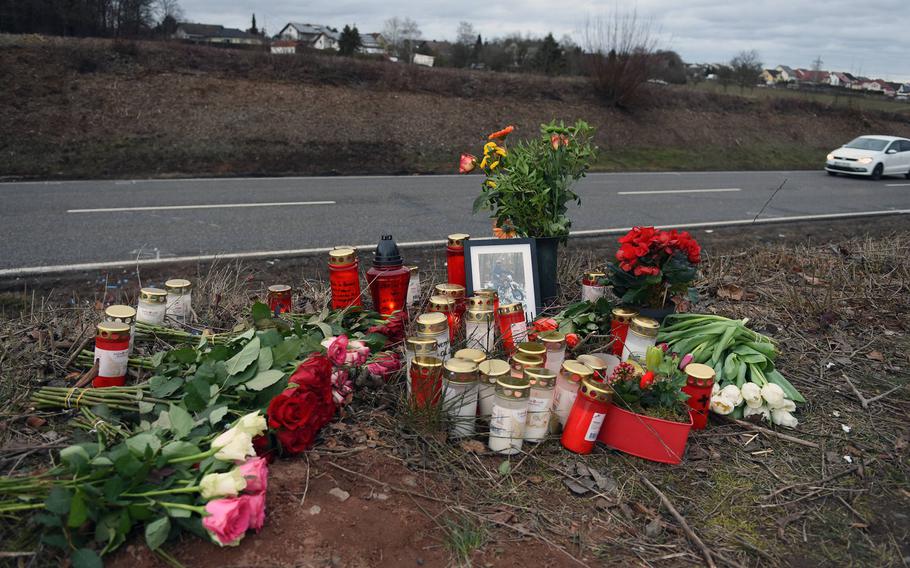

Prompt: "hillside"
[2,34,909,180]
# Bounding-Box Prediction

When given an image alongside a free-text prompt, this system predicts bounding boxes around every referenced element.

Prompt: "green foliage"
[473,119,596,240]
[553,297,613,335]
[609,349,689,418]
[338,24,362,56]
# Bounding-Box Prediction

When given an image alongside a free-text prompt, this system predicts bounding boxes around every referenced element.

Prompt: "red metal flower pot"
[596,404,693,464]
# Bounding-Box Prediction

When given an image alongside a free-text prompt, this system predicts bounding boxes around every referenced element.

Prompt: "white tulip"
[213,431,255,462]
[771,408,799,428]
[761,383,786,409]
[719,384,743,407]
[234,411,267,437]
[200,469,247,500]
[741,383,763,408]
[710,395,735,415]
[778,398,796,413]
[743,404,770,421]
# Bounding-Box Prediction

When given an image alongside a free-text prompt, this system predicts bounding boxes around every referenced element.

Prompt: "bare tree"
[730,50,762,92]
[451,21,476,67]
[583,10,658,107]
[811,55,824,83]
[154,0,183,22]
[382,17,421,62]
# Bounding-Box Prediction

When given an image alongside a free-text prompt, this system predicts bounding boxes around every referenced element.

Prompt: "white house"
[862,79,885,92]
[173,23,264,46]
[775,65,797,83]
[276,23,339,50]
[359,33,386,55]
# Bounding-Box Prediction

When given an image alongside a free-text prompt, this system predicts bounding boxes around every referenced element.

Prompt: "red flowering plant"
[608,226,701,309]
[606,346,690,421]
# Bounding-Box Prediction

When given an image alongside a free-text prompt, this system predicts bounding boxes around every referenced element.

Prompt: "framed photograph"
[464,238,540,319]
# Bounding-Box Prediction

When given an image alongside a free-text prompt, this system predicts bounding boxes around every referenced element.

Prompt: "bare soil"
[1,34,909,180]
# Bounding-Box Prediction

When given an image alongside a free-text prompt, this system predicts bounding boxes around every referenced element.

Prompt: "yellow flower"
[486,180,497,188]
[490,160,500,169]
[479,156,489,169]
[494,147,507,157]
[484,142,497,154]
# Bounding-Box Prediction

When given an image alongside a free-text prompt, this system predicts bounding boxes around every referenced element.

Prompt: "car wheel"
[870,164,883,181]
[905,168,910,180]
[827,171,837,176]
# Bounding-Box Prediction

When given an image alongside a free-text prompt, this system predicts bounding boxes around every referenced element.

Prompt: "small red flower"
[639,371,655,390]
[565,333,580,349]
[488,125,515,140]
[550,134,560,150]
[459,153,476,174]
[532,317,558,332]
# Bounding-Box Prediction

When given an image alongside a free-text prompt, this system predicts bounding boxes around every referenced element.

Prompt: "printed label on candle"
[581,285,605,302]
[510,321,528,344]
[95,347,129,377]
[490,406,527,439]
[552,387,578,425]
[584,412,607,441]
[137,305,165,324]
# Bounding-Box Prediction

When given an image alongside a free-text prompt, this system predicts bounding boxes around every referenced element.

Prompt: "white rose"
[719,384,743,407]
[214,431,255,462]
[760,384,786,409]
[771,409,799,428]
[200,469,247,500]
[743,403,770,421]
[234,411,267,437]
[710,395,735,415]
[741,383,762,408]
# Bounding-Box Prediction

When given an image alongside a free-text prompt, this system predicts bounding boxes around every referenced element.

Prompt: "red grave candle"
[609,307,638,357]
[497,302,528,353]
[409,355,443,408]
[329,247,362,310]
[682,363,715,430]
[267,284,292,314]
[366,235,411,316]
[446,233,469,287]
[93,321,131,387]
[561,377,612,454]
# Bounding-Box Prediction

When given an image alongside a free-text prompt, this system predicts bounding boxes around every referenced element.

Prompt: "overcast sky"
[181,0,910,82]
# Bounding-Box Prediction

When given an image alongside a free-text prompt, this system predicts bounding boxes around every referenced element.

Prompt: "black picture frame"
[464,238,541,320]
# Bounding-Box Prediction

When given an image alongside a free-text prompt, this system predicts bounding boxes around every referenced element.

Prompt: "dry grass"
[1,232,909,566]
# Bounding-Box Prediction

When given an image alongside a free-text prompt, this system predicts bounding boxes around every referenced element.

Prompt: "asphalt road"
[1,170,909,275]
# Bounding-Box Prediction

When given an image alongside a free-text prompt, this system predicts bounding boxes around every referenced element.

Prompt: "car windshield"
[844,138,889,151]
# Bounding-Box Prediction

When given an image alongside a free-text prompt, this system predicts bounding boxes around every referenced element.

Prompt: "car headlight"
[857,157,873,165]
[826,153,834,161]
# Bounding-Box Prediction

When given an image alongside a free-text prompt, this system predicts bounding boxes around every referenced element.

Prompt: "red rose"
[252,434,277,464]
[367,310,406,344]
[532,317,558,332]
[565,333,580,349]
[288,355,333,390]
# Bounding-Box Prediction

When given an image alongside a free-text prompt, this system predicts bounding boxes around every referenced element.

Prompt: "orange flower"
[487,125,515,140]
[459,153,476,174]
[560,134,570,147]
[492,219,517,239]
[550,134,560,150]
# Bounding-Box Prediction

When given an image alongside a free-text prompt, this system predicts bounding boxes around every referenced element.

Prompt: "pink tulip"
[678,353,694,370]
[203,497,250,546]
[326,335,349,366]
[243,493,266,533]
[237,457,269,495]
[658,342,669,352]
[459,153,476,174]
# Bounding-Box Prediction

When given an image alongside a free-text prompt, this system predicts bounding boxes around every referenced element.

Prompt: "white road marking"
[2,209,908,277]
[885,183,910,187]
[67,201,335,213]
[617,188,741,195]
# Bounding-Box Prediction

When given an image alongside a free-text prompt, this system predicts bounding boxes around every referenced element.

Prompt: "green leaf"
[68,490,88,528]
[150,375,184,398]
[225,337,261,375]
[272,336,302,367]
[315,322,332,339]
[103,477,124,502]
[45,487,72,514]
[166,506,192,518]
[72,548,103,568]
[244,369,286,391]
[145,516,171,550]
[138,401,156,414]
[258,346,274,371]
[251,301,272,322]
[208,404,229,425]
[150,351,167,368]
[125,433,161,457]
[167,404,194,438]
[257,329,283,347]
[498,460,512,476]
[60,445,90,471]
[169,347,198,365]
[161,441,201,460]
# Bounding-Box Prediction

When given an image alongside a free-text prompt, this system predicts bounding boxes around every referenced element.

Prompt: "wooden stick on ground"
[842,374,902,410]
[640,475,717,568]
[728,418,820,449]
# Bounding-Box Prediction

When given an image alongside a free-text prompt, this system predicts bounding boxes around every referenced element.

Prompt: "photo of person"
[465,239,539,318]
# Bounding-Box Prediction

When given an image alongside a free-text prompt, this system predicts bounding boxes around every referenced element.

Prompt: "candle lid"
[525,367,556,388]
[97,321,131,335]
[495,374,530,399]
[579,376,612,403]
[444,358,478,382]
[583,271,606,281]
[630,316,660,337]
[475,288,497,299]
[539,331,566,344]
[497,302,524,315]
[416,312,447,334]
[105,304,136,321]
[577,354,607,372]
[467,295,495,310]
[454,348,486,364]
[464,309,494,323]
[411,355,443,369]
[428,295,455,312]
[561,360,594,381]
[165,279,192,293]
[139,287,167,303]
[372,235,403,267]
[511,352,543,369]
[268,284,291,293]
[329,247,357,265]
[407,265,419,274]
[434,283,465,298]
[611,307,638,322]
[517,341,545,357]
[406,336,438,354]
[685,363,716,387]
[447,233,470,247]
[479,359,510,383]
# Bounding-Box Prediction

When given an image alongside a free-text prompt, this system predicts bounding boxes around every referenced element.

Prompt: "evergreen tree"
[534,33,564,75]
[247,13,257,35]
[472,34,483,63]
[338,24,362,55]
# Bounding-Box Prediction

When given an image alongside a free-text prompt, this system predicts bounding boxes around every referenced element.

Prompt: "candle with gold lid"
[510,351,543,379]
[464,309,495,353]
[443,358,479,438]
[329,246,362,310]
[610,307,639,357]
[267,284,292,314]
[94,321,131,388]
[136,287,167,325]
[416,312,449,360]
[581,271,607,302]
[478,359,510,419]
[517,341,546,366]
[553,360,594,427]
[497,302,528,353]
[524,367,556,442]
[446,233,470,287]
[488,373,530,454]
[164,279,192,325]
[454,348,486,366]
[539,331,567,374]
[621,316,660,364]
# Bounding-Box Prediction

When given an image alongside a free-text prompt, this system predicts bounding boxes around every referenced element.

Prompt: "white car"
[825,135,910,180]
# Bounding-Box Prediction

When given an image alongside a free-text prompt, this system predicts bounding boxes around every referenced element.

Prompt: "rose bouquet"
[608,226,701,309]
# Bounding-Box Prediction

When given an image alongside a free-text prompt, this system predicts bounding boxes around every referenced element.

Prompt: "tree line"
[0,0,180,37]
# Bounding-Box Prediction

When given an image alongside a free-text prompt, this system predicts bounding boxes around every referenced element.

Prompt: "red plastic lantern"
[497,302,528,353]
[446,233,469,287]
[267,284,292,314]
[329,247,362,310]
[609,307,638,357]
[409,355,443,409]
[93,321,131,387]
[366,235,411,316]
[561,377,612,454]
[682,363,715,430]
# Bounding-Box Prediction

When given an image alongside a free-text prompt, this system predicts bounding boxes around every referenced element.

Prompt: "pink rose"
[326,335,349,366]
[203,497,250,546]
[243,493,266,533]
[459,153,476,174]
[238,457,269,494]
[331,368,354,407]
[367,351,402,380]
